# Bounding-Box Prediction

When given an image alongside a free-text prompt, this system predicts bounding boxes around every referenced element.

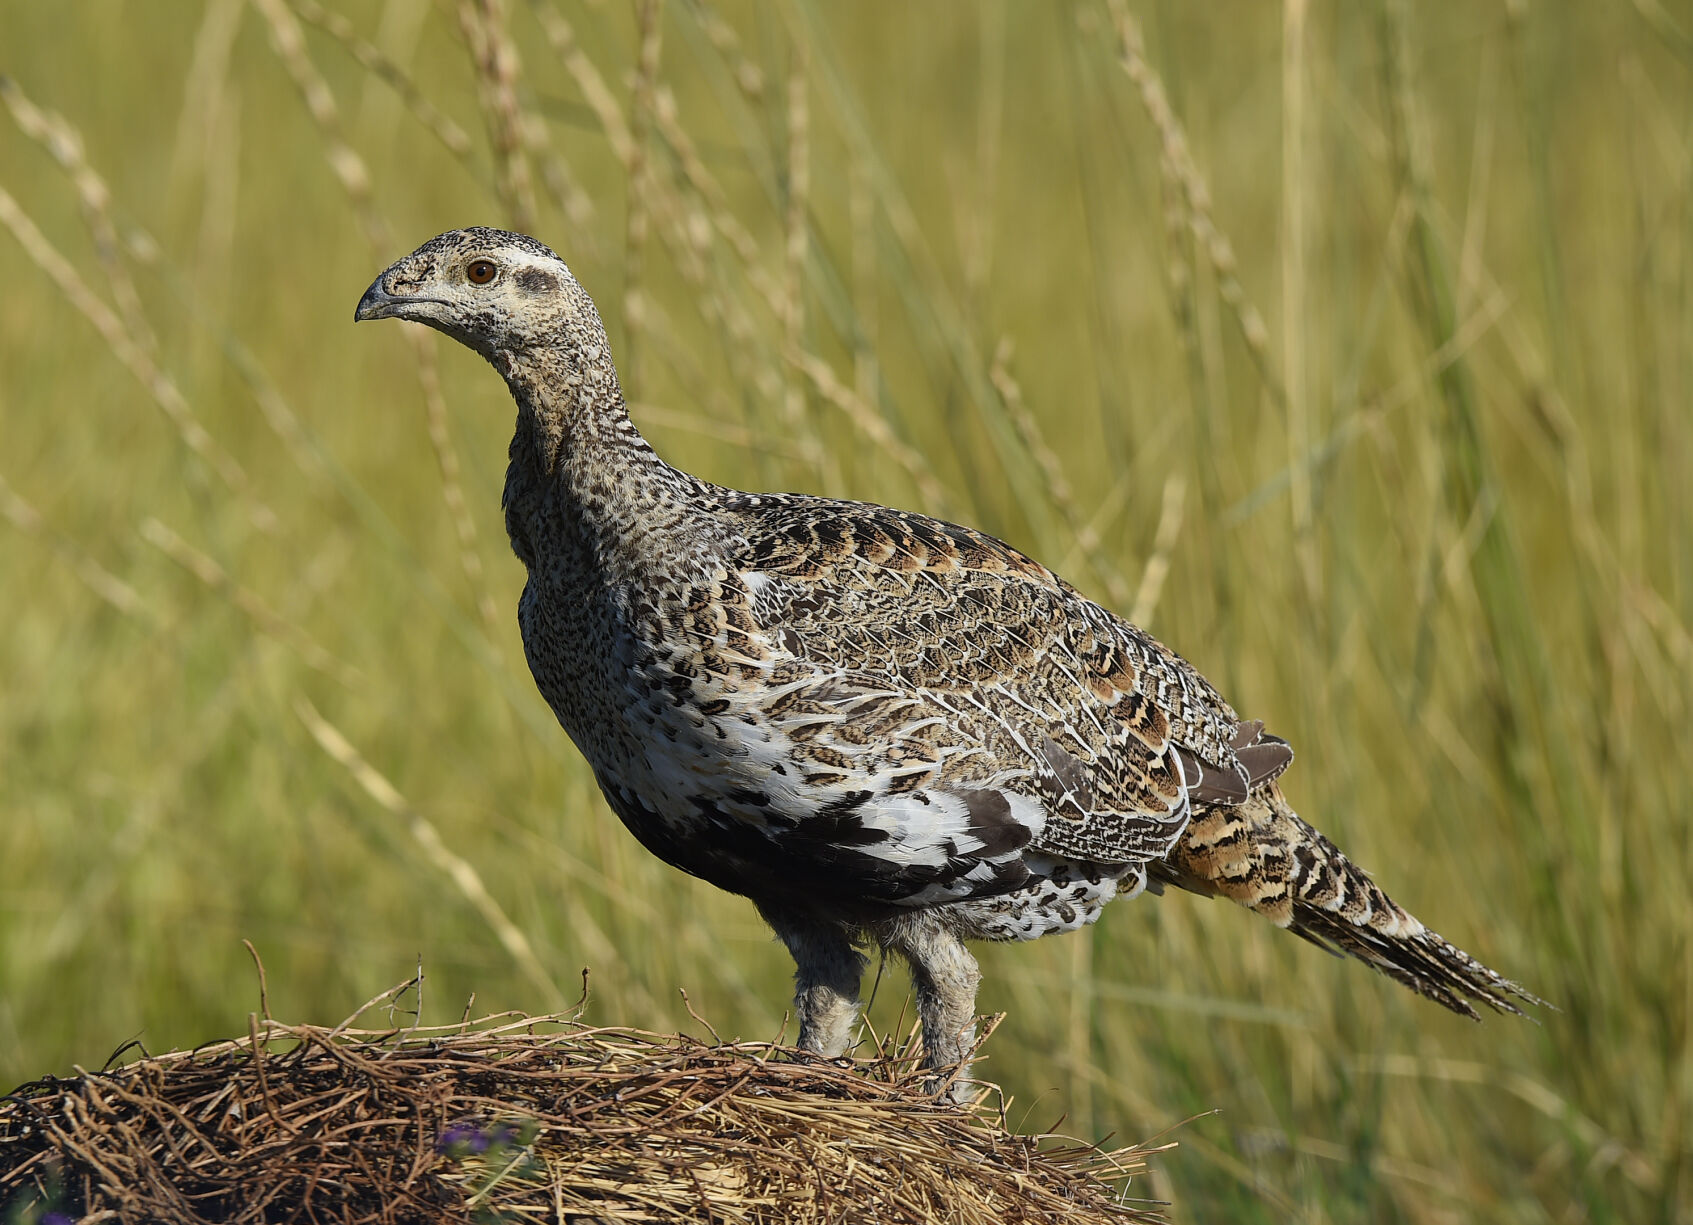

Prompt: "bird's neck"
[495,343,727,587]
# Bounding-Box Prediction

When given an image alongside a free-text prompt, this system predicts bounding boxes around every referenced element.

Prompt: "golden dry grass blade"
[779,36,838,493]
[1129,475,1187,628]
[681,0,766,100]
[453,0,538,231]
[139,517,363,688]
[252,0,501,637]
[621,0,666,398]
[785,346,951,513]
[1280,0,1320,600]
[1103,0,1284,408]
[527,0,637,164]
[0,77,159,357]
[990,338,1133,609]
[0,184,275,535]
[0,474,149,621]
[249,0,387,247]
[287,0,475,158]
[294,697,571,1012]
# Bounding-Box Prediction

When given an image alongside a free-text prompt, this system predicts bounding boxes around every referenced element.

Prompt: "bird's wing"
[708,494,1289,905]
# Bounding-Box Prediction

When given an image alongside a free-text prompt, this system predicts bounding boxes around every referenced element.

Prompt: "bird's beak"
[353,275,402,323]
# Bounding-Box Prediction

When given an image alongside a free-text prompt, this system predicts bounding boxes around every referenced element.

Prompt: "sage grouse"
[356,228,1536,1085]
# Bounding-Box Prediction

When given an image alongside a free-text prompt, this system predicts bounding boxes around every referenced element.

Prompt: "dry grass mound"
[0,990,1168,1224]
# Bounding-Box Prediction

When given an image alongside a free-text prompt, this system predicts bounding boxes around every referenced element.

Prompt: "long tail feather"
[1152,781,1543,1018]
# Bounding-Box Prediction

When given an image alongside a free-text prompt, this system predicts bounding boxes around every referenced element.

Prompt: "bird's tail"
[1151,781,1542,1018]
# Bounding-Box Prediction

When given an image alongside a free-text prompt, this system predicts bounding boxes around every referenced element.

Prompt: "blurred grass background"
[1,1,1688,1219]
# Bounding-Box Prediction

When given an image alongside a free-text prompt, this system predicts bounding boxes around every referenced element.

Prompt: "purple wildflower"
[436,1122,477,1153]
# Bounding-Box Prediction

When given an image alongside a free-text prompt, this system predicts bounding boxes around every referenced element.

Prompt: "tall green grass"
[1,3,1688,1219]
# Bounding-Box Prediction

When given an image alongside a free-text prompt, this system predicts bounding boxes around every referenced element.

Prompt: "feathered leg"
[758,903,867,1057]
[882,912,982,1099]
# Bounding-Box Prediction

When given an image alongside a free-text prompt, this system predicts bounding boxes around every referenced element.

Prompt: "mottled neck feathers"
[495,339,726,586]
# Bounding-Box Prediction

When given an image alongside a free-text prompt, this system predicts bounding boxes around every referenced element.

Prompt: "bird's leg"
[884,913,982,1100]
[758,904,866,1058]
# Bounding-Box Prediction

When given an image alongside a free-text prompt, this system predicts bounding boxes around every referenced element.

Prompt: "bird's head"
[354,227,600,360]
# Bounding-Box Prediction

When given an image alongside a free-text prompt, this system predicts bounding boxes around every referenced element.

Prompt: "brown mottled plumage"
[356,228,1539,1092]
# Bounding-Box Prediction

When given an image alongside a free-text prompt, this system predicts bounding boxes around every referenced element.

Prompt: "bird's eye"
[466,260,498,285]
